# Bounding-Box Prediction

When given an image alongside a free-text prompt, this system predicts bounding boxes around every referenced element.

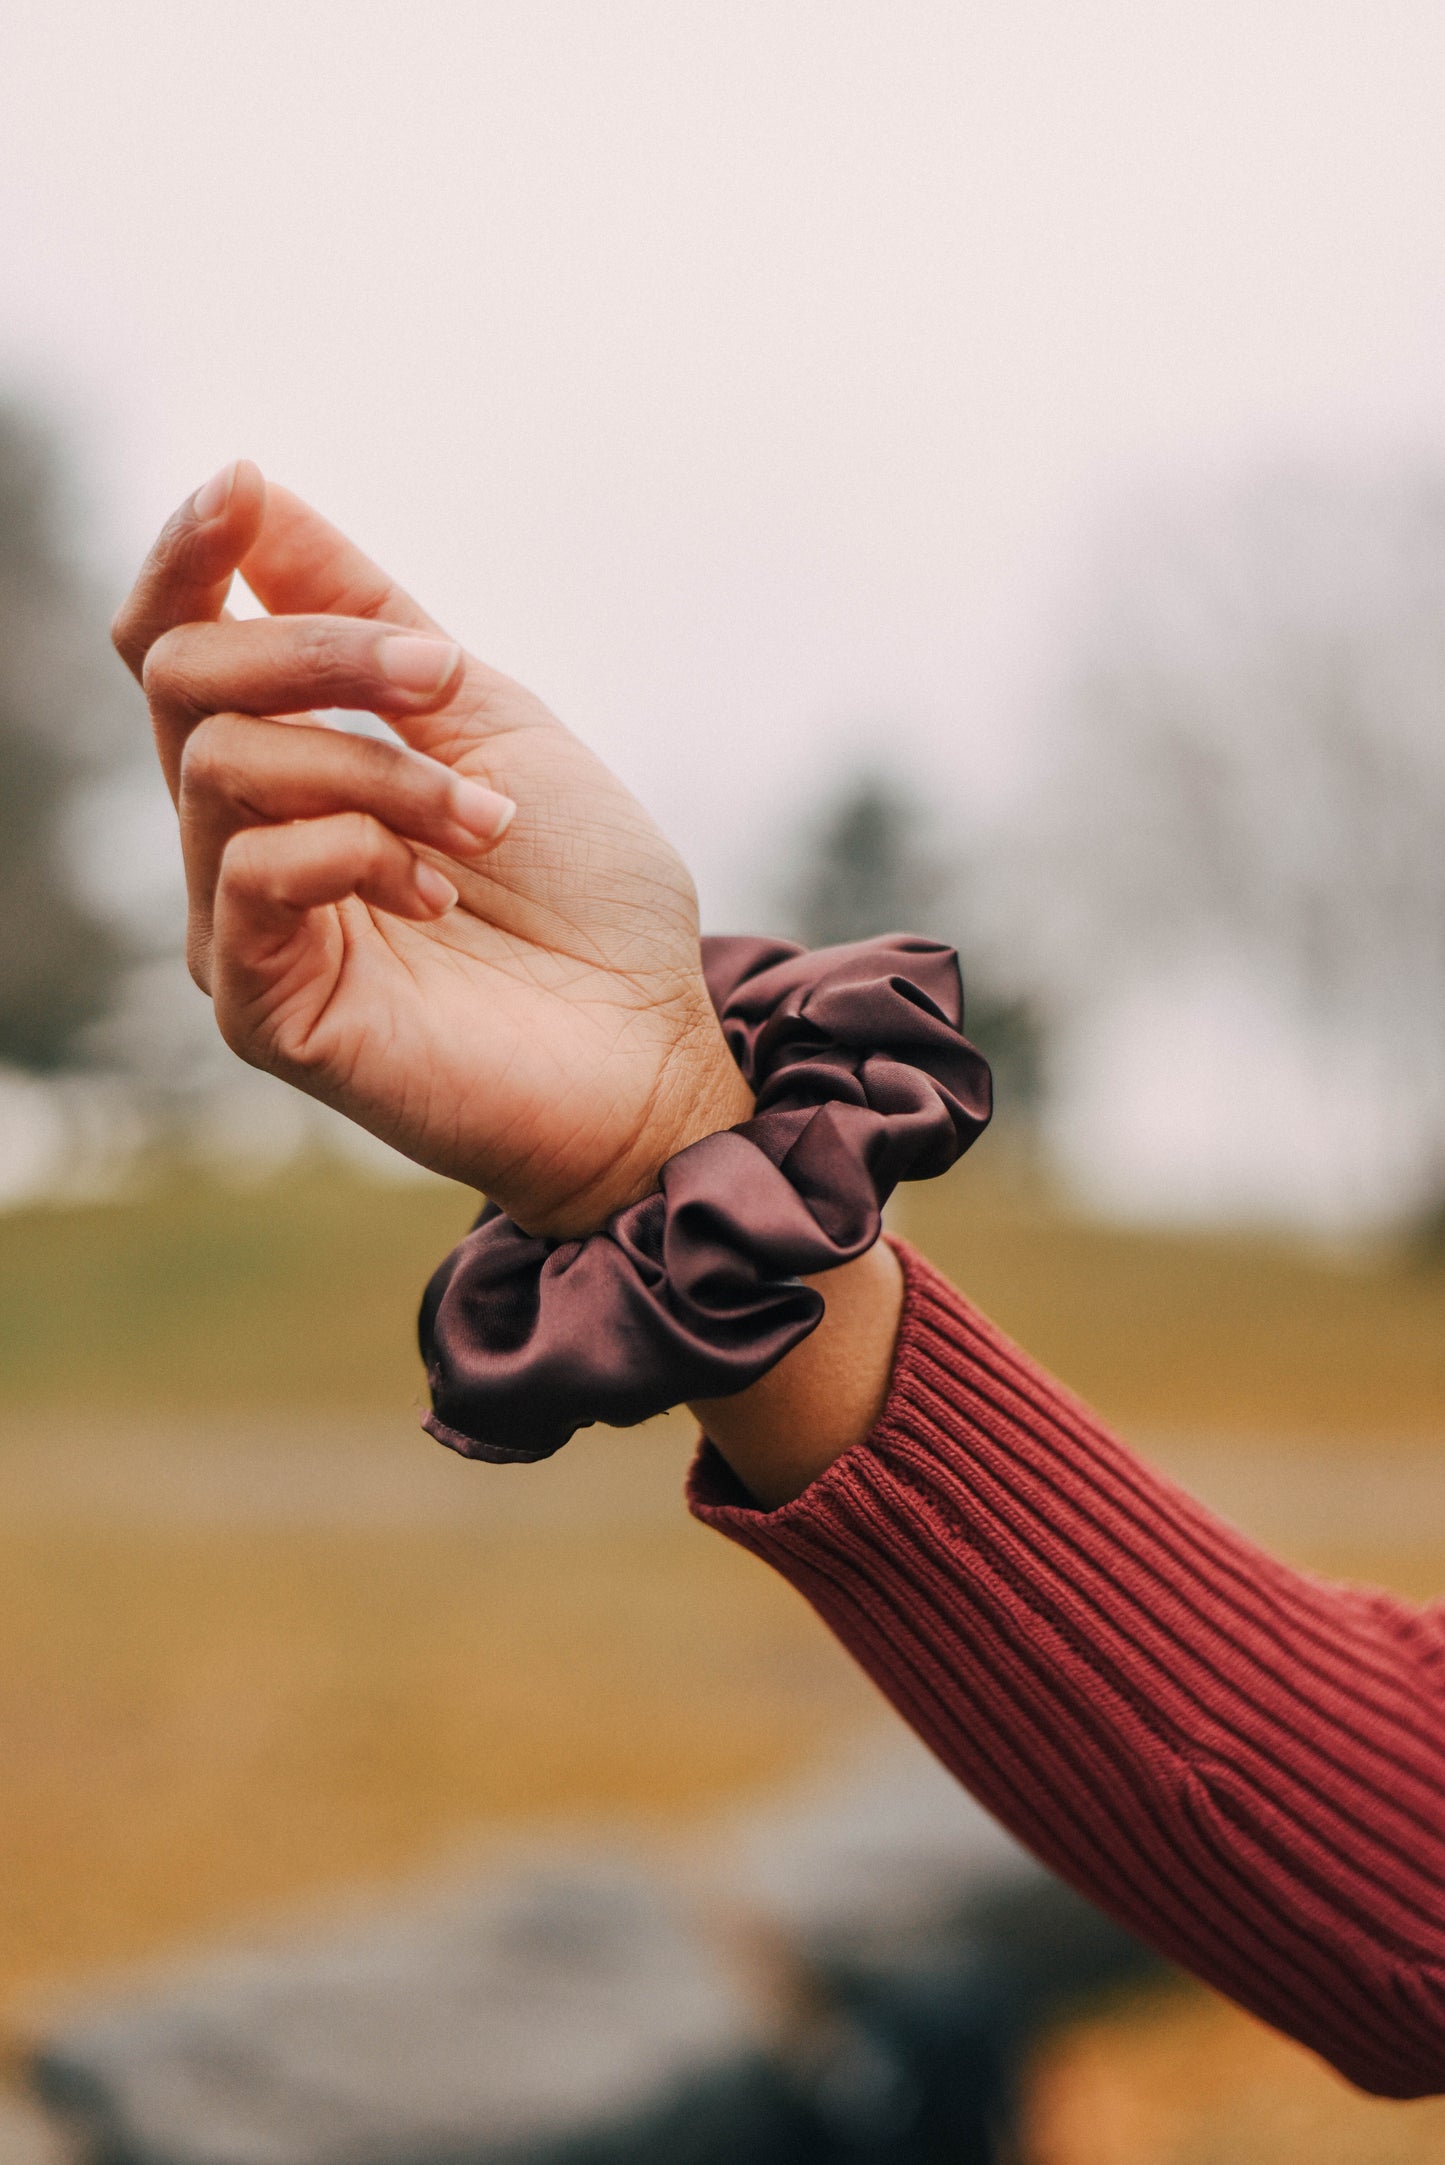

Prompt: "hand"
[113,462,752,1236]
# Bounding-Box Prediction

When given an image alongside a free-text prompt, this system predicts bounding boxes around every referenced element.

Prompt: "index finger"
[111,460,267,680]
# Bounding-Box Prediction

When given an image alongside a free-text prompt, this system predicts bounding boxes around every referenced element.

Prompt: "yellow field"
[1,1150,1442,2159]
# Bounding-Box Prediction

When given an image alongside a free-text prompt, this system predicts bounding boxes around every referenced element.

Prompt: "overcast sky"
[6,1,1445,1214]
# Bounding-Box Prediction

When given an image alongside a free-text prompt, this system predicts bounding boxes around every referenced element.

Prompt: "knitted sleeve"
[687,1240,1445,2097]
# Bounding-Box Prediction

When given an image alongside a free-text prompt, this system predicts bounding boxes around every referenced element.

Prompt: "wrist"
[533,1006,754,1239]
[689,1238,904,1509]
[421,934,986,1465]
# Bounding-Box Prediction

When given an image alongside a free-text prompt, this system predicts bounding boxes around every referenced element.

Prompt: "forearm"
[689,1240,1445,2097]
[688,1240,904,1509]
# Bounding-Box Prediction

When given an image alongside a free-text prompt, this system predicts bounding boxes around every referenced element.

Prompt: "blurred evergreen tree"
[787,772,942,952]
[785,769,1044,1127]
[0,404,124,1068]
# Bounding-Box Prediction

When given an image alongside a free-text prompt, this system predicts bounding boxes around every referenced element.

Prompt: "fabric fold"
[420,934,991,1463]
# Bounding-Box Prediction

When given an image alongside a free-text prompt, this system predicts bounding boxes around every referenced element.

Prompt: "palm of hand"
[244,682,720,1233]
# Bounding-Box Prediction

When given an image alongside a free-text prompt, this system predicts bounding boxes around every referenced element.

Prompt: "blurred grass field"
[1,1146,1443,2161]
[2,1148,1440,1433]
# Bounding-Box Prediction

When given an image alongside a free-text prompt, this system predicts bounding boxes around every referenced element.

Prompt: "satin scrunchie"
[419,934,992,1464]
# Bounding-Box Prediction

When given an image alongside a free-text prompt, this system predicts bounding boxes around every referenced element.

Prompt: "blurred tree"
[1039,468,1445,1222]
[785,768,1043,1126]
[787,771,942,952]
[0,403,125,1068]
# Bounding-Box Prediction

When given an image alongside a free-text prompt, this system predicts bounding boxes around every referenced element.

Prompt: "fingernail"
[414,863,459,914]
[450,778,517,840]
[192,462,237,522]
[379,635,461,695]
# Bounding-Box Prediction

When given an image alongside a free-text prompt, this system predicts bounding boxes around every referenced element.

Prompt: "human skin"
[115,464,901,1505]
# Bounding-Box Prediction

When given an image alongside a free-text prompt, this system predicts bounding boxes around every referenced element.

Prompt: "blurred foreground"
[0,1153,1442,2160]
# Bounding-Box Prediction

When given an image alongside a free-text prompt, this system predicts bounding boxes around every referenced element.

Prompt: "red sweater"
[688,1240,1445,2098]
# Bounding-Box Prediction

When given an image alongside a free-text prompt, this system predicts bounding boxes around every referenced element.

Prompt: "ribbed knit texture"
[688,1240,1445,2097]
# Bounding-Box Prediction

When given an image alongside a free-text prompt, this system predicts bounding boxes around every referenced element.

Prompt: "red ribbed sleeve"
[687,1240,1445,2097]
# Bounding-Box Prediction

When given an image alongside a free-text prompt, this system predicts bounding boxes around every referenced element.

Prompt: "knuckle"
[294,616,362,695]
[412,754,456,811]
[178,716,225,798]
[109,604,136,663]
[346,809,388,865]
[220,824,266,890]
[363,728,409,773]
[339,732,393,788]
[140,625,189,700]
[161,511,216,586]
[353,733,428,804]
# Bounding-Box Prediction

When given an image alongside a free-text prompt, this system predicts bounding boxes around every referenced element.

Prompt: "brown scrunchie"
[419,934,992,1464]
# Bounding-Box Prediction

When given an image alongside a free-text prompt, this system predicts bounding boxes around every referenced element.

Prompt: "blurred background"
[1,4,1443,2160]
